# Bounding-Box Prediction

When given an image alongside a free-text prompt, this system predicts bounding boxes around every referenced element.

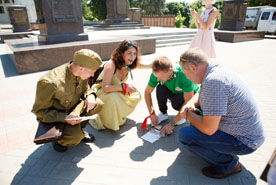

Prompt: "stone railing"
[141,15,175,27]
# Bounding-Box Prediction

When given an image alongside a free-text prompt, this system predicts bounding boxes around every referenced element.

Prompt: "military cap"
[74,49,102,70]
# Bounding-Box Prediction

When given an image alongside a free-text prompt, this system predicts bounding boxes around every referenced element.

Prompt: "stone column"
[105,0,130,24]
[35,0,88,44]
[219,0,248,31]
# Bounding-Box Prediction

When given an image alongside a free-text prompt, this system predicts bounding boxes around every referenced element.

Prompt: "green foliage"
[213,0,223,28]
[82,0,95,21]
[87,0,106,21]
[130,0,166,15]
[248,0,276,7]
[175,11,185,28]
[164,2,190,27]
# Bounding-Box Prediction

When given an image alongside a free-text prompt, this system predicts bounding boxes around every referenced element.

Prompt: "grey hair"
[179,48,209,67]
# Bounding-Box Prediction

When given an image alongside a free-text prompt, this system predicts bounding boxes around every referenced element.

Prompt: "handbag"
[33,122,65,145]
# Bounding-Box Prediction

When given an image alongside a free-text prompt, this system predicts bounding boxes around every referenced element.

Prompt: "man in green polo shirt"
[144,56,199,135]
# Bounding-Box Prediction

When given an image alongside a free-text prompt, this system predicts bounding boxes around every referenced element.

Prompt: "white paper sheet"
[65,114,97,122]
[141,129,161,143]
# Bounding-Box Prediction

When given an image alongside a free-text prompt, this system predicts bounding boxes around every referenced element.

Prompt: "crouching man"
[32,49,103,152]
[178,48,265,178]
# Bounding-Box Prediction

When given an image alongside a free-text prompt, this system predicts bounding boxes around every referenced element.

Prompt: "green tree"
[164,2,190,27]
[140,0,166,15]
[175,11,185,28]
[248,0,276,7]
[82,0,94,21]
[87,0,106,21]
[129,0,166,15]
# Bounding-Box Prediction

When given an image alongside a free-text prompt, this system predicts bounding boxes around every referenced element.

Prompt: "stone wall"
[141,15,175,27]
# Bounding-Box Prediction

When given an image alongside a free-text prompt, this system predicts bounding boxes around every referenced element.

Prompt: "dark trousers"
[156,84,184,114]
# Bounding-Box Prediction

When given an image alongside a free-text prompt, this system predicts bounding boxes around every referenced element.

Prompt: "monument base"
[5,36,155,74]
[105,17,131,24]
[214,30,265,43]
[0,31,35,43]
[91,22,149,30]
[38,33,88,44]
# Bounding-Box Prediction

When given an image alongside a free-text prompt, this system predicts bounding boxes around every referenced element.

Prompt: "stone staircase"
[138,30,197,48]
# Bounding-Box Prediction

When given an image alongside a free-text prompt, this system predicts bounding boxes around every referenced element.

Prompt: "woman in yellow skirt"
[89,40,142,131]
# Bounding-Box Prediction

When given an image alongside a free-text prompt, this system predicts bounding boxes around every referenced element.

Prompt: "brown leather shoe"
[202,162,242,179]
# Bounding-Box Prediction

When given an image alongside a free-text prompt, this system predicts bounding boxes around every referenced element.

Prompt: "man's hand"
[160,123,175,135]
[150,114,158,126]
[65,115,82,125]
[180,104,194,119]
[84,94,96,112]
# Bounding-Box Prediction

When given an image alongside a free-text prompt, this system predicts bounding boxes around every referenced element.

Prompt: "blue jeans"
[178,126,255,173]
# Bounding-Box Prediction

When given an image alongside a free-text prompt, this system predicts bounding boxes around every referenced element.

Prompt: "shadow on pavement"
[150,141,258,185]
[85,118,137,149]
[11,143,92,185]
[0,54,18,78]
[130,115,180,161]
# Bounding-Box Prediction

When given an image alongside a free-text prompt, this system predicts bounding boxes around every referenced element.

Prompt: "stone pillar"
[7,5,31,32]
[105,0,130,24]
[128,8,141,23]
[219,0,248,31]
[35,0,88,44]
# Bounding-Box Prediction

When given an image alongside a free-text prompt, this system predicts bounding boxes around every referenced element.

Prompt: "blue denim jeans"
[178,126,255,173]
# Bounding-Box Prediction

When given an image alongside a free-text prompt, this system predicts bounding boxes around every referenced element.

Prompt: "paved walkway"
[0,27,276,185]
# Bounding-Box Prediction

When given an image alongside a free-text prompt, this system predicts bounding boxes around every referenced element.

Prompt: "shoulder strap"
[88,65,105,87]
[208,9,214,15]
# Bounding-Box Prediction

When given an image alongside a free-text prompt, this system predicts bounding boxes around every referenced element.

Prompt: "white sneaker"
[176,118,186,125]
[157,112,169,124]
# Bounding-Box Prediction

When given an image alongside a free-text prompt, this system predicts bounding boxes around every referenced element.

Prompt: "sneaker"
[82,131,95,143]
[157,112,169,124]
[176,118,186,125]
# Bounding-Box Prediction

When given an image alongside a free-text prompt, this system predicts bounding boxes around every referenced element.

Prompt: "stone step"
[156,37,193,45]
[93,23,145,28]
[139,31,197,37]
[156,41,191,48]
[90,26,150,31]
[137,31,196,48]
[153,33,195,40]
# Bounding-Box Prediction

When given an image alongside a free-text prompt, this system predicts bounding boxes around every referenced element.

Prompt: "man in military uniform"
[32,49,103,152]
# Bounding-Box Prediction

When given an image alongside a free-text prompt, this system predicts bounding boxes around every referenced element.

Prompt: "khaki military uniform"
[32,62,102,146]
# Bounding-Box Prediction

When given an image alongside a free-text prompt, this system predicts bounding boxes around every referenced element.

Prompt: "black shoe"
[82,131,95,143]
[52,142,67,152]
[202,162,242,179]
[81,120,88,128]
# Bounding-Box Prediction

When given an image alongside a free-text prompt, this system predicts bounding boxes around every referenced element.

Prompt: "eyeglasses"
[126,42,138,48]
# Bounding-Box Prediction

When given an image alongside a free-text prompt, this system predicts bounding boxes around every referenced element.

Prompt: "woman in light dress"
[189,0,218,58]
[89,40,144,131]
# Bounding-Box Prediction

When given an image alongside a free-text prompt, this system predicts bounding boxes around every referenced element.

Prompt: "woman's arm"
[190,8,199,29]
[101,60,122,93]
[192,8,218,30]
[136,62,152,69]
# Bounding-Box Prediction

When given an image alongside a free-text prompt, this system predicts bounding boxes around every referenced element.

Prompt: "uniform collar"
[66,62,80,84]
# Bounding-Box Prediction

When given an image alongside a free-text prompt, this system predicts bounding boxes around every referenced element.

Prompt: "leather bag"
[33,122,64,145]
